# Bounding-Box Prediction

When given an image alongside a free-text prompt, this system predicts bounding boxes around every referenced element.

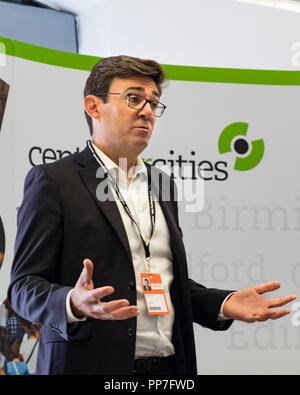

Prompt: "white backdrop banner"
[1,37,300,374]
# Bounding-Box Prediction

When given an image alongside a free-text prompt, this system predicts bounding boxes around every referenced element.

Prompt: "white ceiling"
[237,0,300,12]
[35,0,104,14]
[36,0,300,15]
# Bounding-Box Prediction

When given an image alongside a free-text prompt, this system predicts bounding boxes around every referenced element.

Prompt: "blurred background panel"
[0,0,77,52]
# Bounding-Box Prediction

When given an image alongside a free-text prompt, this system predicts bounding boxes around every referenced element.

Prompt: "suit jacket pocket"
[42,321,92,343]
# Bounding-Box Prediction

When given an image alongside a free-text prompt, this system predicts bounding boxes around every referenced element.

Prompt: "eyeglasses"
[90,91,167,117]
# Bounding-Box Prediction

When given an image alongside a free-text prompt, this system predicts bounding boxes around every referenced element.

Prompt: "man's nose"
[139,101,153,118]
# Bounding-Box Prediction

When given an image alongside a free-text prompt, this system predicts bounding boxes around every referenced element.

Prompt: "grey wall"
[78,0,300,70]
[0,1,77,52]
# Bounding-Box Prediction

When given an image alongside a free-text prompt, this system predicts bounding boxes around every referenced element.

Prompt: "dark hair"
[83,55,167,135]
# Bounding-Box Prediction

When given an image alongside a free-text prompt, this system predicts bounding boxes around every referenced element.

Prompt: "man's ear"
[84,95,102,122]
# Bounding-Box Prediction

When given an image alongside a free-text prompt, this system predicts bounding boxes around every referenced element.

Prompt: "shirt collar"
[91,142,148,181]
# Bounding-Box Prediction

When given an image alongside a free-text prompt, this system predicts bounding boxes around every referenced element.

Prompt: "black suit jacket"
[8,146,233,375]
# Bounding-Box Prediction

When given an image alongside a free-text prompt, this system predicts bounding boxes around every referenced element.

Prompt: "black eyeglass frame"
[90,91,167,117]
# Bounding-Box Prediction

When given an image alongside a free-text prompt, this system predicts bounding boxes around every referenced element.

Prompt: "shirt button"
[128,328,135,337]
[128,282,135,290]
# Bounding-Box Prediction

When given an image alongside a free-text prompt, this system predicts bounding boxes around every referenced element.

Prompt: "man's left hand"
[223,281,296,322]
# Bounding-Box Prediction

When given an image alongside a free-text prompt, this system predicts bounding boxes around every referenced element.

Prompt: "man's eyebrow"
[124,86,159,98]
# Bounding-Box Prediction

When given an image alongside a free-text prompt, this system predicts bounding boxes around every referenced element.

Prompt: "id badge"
[141,273,170,315]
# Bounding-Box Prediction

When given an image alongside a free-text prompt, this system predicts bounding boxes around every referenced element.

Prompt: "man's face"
[92,76,159,160]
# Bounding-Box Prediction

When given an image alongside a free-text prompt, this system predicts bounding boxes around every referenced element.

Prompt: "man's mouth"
[134,126,151,132]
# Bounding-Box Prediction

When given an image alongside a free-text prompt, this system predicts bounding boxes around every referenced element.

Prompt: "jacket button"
[128,328,135,336]
[128,282,135,290]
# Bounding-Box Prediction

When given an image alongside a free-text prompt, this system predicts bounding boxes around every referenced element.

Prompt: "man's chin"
[132,137,150,154]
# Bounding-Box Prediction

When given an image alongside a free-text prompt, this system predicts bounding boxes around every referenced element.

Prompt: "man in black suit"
[7,56,296,375]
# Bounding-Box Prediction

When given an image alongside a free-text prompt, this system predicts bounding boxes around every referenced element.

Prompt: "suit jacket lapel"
[158,197,185,263]
[75,146,132,263]
[145,163,185,259]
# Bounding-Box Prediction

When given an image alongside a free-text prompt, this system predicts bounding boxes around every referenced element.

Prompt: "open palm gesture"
[223,281,296,322]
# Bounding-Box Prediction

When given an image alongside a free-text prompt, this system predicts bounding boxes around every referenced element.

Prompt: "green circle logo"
[218,122,265,171]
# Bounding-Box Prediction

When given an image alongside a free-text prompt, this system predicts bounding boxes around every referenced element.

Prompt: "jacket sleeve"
[188,279,234,330]
[7,165,72,341]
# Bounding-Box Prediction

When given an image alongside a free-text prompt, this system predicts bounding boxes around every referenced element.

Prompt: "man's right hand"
[70,259,139,320]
